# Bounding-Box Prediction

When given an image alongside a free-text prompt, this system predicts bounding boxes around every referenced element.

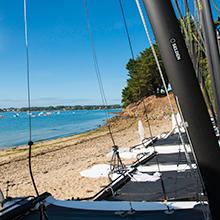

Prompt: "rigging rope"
[107,0,137,176]
[192,1,206,52]
[84,0,116,146]
[142,101,168,201]
[175,97,208,220]
[118,0,135,60]
[23,0,39,197]
[185,0,194,57]
[194,0,218,125]
[212,0,220,16]
[173,0,191,50]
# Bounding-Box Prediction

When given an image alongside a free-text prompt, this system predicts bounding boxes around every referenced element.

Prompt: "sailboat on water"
[1,0,220,219]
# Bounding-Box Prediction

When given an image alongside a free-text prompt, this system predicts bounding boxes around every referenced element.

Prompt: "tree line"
[121,18,217,108]
[122,45,169,107]
[0,104,121,112]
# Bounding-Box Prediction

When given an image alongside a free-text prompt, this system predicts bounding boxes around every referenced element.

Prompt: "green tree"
[122,45,168,107]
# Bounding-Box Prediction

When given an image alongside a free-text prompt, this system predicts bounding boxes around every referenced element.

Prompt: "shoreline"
[0,114,135,166]
[0,124,104,151]
[0,122,110,164]
[0,115,172,199]
[0,110,118,151]
[0,95,176,199]
[0,109,121,150]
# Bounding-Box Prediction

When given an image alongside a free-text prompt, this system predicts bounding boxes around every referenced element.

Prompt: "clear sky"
[0,0,219,108]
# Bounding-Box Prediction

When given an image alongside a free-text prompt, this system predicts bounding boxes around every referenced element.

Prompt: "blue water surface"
[0,109,120,149]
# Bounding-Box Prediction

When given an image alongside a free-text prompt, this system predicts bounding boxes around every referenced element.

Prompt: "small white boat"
[13,113,20,118]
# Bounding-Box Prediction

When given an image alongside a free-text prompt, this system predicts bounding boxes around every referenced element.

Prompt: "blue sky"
[0,0,219,107]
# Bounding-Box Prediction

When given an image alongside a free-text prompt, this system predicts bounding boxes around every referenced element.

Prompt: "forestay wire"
[84,0,116,146]
[118,0,135,60]
[23,0,39,197]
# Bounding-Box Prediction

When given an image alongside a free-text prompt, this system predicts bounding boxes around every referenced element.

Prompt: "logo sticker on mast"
[170,38,181,61]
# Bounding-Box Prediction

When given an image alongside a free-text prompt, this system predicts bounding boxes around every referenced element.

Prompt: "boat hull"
[22,198,209,220]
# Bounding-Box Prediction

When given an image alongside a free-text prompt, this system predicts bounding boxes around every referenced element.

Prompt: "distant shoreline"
[0,105,121,112]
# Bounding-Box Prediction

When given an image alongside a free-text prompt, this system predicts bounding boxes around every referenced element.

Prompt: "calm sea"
[0,109,120,149]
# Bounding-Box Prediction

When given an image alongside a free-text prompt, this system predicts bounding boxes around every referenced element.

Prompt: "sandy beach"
[0,95,174,200]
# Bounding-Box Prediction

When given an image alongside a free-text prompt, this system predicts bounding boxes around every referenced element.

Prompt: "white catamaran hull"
[1,196,209,220]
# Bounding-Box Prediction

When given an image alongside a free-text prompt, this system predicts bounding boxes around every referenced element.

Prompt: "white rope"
[106,186,115,196]
[135,0,193,168]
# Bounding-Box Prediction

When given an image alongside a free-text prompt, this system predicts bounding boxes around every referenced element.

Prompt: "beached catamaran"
[1,0,220,219]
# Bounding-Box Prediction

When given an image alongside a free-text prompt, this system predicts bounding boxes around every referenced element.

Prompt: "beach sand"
[0,115,171,200]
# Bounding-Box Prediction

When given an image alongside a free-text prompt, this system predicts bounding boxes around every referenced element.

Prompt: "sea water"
[0,109,120,149]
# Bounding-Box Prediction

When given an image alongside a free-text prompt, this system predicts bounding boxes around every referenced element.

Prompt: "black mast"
[142,1,220,219]
[199,0,220,131]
